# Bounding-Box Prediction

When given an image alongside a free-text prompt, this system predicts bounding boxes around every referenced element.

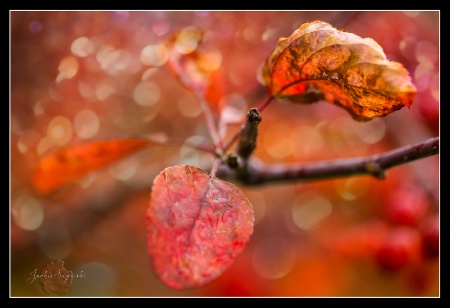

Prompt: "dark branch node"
[365,161,386,179]
[226,154,239,169]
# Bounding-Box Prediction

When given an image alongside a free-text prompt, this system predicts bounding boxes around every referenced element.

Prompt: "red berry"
[421,215,439,259]
[375,227,421,272]
[417,94,439,133]
[383,187,429,226]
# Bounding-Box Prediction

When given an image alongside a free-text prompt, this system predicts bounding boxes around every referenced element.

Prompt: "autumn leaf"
[165,27,226,114]
[32,138,154,195]
[263,20,417,121]
[147,165,254,290]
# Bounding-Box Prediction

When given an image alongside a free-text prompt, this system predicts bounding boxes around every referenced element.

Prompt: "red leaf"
[263,20,416,121]
[147,165,254,290]
[32,138,153,195]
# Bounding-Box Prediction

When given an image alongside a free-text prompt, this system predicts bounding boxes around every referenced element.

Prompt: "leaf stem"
[257,96,274,113]
[209,158,222,177]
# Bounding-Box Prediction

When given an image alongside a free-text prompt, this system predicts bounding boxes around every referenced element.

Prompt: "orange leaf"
[32,138,153,195]
[165,27,226,114]
[147,165,254,290]
[263,20,417,121]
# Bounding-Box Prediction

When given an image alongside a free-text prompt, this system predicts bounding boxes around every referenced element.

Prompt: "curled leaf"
[263,20,416,121]
[147,165,254,290]
[165,27,226,114]
[32,138,153,195]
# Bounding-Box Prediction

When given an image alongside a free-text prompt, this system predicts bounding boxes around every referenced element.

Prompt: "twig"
[237,108,262,161]
[217,136,439,185]
[223,97,273,152]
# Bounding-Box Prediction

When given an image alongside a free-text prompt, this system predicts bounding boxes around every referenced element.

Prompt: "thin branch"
[217,136,439,185]
[163,140,217,155]
[145,136,216,154]
[222,126,241,152]
[196,93,223,151]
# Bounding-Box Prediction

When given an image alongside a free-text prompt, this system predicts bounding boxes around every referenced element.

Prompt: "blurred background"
[10,11,439,297]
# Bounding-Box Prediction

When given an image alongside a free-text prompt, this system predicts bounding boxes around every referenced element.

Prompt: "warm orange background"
[10,11,439,297]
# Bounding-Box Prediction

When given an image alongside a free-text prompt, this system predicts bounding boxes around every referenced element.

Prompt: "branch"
[217,136,439,185]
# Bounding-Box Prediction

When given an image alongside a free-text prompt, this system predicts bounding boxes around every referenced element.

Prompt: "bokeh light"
[291,192,333,230]
[335,177,370,201]
[292,125,324,159]
[71,37,94,58]
[56,56,79,83]
[252,236,297,279]
[354,119,386,145]
[108,157,139,182]
[219,93,248,125]
[12,195,44,231]
[177,95,202,118]
[71,262,117,296]
[73,109,100,139]
[132,81,161,107]
[174,26,202,54]
[263,122,295,159]
[47,115,73,146]
[140,44,169,67]
[38,225,72,260]
[95,79,116,101]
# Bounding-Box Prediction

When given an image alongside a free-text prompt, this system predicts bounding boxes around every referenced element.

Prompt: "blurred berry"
[383,186,429,226]
[375,227,421,272]
[420,215,439,260]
